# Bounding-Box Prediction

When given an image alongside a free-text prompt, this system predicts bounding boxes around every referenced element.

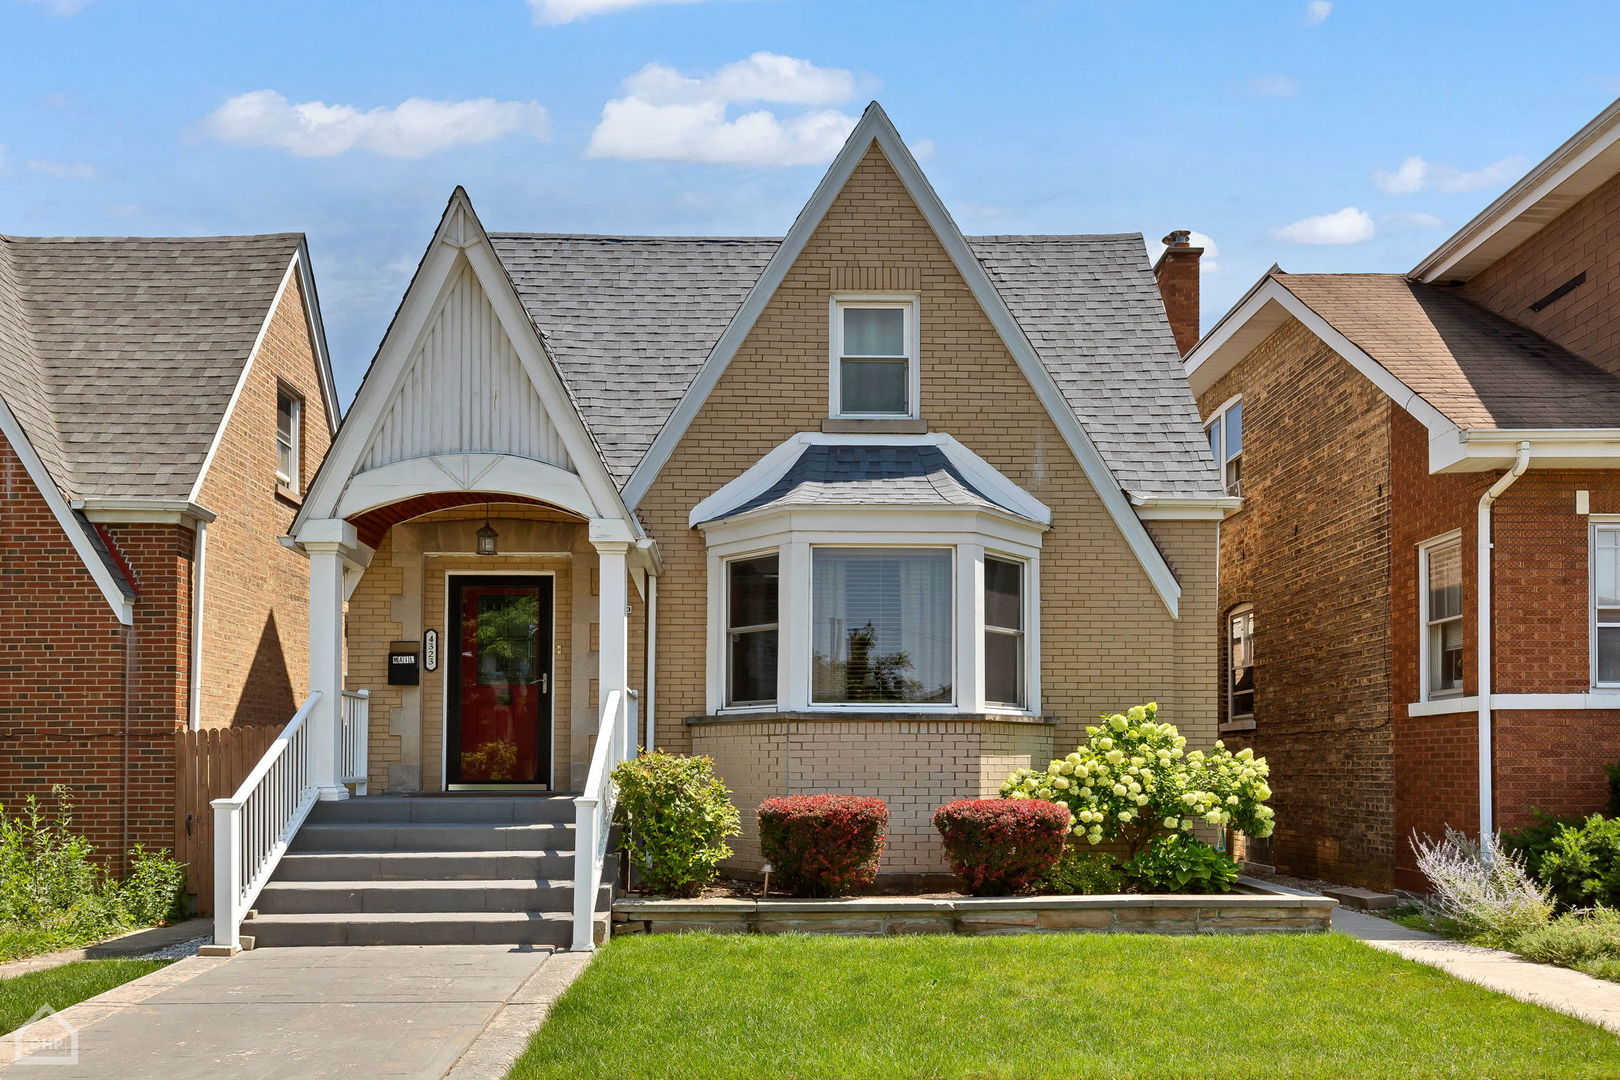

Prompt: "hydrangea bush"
[999,703,1274,858]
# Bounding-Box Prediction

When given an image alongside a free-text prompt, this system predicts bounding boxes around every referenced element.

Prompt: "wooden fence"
[173,725,281,914]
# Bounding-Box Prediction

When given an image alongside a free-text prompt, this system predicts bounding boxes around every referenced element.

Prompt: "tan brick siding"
[195,271,333,728]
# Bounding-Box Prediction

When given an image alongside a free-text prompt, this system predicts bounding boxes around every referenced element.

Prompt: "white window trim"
[1418,530,1464,702]
[702,509,1043,716]
[1226,603,1255,723]
[828,294,920,420]
[982,552,1030,710]
[276,385,303,493]
[722,550,781,708]
[1592,521,1620,689]
[1204,393,1242,497]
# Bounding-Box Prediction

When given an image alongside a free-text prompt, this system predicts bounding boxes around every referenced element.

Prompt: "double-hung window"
[1228,605,1255,720]
[1421,534,1464,698]
[831,299,917,418]
[725,554,779,707]
[1594,526,1620,686]
[275,387,302,492]
[1205,397,1243,496]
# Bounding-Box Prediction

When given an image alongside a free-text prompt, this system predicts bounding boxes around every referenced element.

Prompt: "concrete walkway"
[1334,905,1620,1034]
[2,945,586,1078]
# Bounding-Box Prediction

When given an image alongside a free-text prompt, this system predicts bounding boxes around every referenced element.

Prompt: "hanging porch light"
[475,501,499,556]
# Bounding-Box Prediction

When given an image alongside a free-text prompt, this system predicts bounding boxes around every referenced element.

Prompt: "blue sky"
[3,0,1619,401]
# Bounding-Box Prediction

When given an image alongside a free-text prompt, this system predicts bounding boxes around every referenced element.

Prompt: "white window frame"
[1591,520,1620,689]
[723,550,781,707]
[702,510,1042,716]
[275,385,303,493]
[1204,394,1242,497]
[1418,530,1464,701]
[982,553,1029,710]
[829,294,920,420]
[1227,603,1255,723]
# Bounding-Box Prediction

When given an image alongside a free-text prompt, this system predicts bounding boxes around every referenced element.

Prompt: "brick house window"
[811,547,954,705]
[1420,533,1464,698]
[984,555,1025,708]
[1228,605,1255,721]
[1204,397,1242,496]
[830,297,918,419]
[276,387,303,492]
[1593,525,1620,686]
[725,554,779,707]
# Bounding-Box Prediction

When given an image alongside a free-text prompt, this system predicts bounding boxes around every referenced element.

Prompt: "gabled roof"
[1277,273,1620,429]
[0,232,331,500]
[489,231,1219,502]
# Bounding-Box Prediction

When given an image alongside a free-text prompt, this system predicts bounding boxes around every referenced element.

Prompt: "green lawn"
[0,959,172,1035]
[510,933,1620,1080]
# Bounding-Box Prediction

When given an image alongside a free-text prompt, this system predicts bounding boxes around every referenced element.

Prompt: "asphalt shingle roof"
[0,233,302,500]
[489,232,1223,500]
[1277,273,1620,429]
[697,443,1021,523]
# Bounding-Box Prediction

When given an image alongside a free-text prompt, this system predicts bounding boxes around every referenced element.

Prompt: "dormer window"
[831,296,918,419]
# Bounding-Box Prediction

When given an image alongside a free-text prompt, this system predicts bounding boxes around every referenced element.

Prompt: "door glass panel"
[455,581,548,784]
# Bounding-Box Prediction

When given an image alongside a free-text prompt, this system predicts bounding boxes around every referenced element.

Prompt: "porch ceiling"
[347,492,581,548]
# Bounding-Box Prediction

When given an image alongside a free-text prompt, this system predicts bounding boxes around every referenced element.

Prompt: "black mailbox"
[388,640,421,686]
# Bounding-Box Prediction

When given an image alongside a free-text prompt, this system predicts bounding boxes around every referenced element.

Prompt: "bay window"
[726,554,779,707]
[811,547,953,704]
[1420,533,1464,698]
[984,556,1025,708]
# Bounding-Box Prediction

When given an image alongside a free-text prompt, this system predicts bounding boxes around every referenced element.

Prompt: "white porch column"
[589,519,634,714]
[300,518,360,801]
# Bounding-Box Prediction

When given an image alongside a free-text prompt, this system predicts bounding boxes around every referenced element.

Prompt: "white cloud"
[199,90,549,159]
[1372,154,1527,195]
[1146,230,1221,273]
[1305,1,1332,25]
[27,159,98,180]
[587,53,866,166]
[528,0,751,24]
[1386,210,1446,230]
[18,0,94,15]
[1247,75,1298,98]
[1270,206,1374,245]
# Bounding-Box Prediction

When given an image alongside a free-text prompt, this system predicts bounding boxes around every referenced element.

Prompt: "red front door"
[447,576,553,787]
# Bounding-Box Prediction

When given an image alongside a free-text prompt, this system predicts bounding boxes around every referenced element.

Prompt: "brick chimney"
[1153,229,1203,356]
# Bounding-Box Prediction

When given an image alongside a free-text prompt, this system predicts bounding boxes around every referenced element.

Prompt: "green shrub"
[1514,908,1620,968]
[1039,848,1129,895]
[1123,834,1239,893]
[612,752,741,898]
[1536,815,1620,911]
[1503,810,1582,880]
[0,788,187,961]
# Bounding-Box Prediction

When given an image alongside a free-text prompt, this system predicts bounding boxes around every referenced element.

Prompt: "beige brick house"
[286,103,1229,891]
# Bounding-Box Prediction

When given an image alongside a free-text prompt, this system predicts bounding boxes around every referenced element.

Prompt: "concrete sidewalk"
[2,945,580,1078]
[1334,906,1620,1034]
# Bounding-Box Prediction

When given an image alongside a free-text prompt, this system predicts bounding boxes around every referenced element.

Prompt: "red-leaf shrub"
[758,795,888,897]
[934,798,1070,896]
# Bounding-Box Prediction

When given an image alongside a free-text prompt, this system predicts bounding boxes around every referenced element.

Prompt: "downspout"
[188,520,208,731]
[1477,440,1531,841]
[644,575,657,753]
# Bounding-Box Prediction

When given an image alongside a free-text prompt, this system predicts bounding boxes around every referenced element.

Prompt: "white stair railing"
[211,692,323,952]
[572,688,638,951]
[339,689,370,795]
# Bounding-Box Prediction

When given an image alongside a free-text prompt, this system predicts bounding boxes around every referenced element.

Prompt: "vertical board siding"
[360,261,572,471]
[172,724,280,913]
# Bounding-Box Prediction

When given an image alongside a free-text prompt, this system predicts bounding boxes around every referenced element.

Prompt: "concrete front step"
[274,849,580,882]
[255,878,614,915]
[241,910,601,948]
[307,795,577,826]
[290,821,575,853]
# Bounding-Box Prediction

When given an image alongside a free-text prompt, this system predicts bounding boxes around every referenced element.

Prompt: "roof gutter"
[1477,440,1531,843]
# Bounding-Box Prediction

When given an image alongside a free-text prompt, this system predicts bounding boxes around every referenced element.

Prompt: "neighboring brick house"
[286,103,1231,881]
[0,233,339,864]
[1185,97,1620,891]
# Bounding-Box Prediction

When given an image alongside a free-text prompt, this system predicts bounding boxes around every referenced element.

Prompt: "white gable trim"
[688,431,1052,528]
[295,240,345,434]
[293,190,640,541]
[0,396,132,624]
[623,103,1184,615]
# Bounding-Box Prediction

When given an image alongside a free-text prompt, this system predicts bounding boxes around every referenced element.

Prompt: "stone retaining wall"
[612,891,1336,937]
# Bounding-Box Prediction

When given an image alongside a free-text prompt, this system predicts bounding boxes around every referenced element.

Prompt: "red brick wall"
[1389,408,1620,888]
[1198,318,1394,889]
[1461,170,1620,379]
[0,435,185,866]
